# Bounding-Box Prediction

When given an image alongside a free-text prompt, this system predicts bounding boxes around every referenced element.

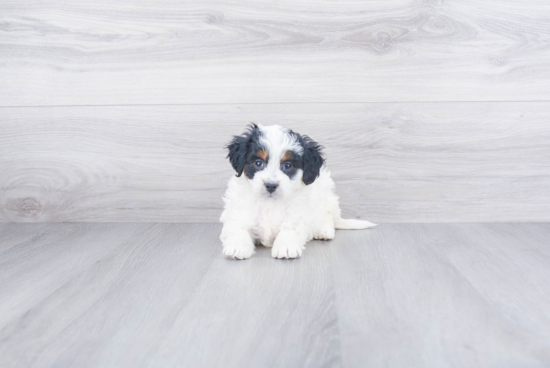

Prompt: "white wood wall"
[1,0,549,222]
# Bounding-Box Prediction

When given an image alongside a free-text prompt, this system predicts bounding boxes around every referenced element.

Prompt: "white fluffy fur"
[220,124,376,259]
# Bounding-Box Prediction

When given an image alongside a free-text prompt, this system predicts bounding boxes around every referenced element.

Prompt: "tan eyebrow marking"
[257,149,268,161]
[281,150,293,162]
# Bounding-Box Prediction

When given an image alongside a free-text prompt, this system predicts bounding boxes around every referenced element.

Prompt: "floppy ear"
[226,124,257,177]
[300,135,325,185]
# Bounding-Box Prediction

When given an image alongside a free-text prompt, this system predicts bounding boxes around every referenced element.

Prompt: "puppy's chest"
[248,204,287,240]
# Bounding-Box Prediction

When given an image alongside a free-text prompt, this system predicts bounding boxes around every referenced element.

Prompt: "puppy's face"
[227,124,324,199]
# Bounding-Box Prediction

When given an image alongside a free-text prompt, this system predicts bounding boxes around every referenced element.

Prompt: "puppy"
[220,124,375,259]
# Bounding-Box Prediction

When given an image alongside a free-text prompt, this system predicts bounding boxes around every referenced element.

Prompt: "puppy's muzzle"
[265,182,279,194]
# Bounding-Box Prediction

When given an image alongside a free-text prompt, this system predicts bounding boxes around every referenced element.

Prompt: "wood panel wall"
[1,0,549,222]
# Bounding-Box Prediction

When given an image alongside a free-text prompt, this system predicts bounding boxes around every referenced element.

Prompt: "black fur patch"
[280,150,302,180]
[226,124,266,179]
[294,133,325,185]
[243,149,268,179]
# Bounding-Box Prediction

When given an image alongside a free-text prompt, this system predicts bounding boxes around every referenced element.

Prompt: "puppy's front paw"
[220,226,255,260]
[222,243,255,260]
[271,242,305,259]
[313,225,335,240]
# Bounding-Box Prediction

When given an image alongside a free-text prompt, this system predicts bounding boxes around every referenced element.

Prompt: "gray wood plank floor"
[1,223,549,368]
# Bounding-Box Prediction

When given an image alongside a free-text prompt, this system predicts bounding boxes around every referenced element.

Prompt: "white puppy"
[220,124,375,259]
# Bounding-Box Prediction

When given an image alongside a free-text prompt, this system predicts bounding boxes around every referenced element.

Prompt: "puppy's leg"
[313,215,335,240]
[260,228,276,248]
[272,227,308,259]
[220,222,255,260]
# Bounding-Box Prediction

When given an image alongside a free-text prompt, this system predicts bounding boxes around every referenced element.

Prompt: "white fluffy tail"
[334,218,377,230]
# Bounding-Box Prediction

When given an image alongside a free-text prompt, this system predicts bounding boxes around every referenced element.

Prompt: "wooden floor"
[1,222,549,368]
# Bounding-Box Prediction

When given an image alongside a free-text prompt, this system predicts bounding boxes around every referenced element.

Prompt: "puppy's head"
[227,124,324,198]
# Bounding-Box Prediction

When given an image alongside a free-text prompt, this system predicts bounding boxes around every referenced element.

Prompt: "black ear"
[226,124,258,177]
[300,135,325,185]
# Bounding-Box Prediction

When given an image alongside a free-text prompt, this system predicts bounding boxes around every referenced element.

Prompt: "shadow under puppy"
[220,124,375,259]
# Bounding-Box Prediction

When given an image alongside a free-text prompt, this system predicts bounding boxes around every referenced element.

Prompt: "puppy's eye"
[255,160,264,168]
[282,162,292,170]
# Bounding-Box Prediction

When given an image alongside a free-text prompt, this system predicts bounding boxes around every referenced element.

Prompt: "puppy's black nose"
[265,182,278,193]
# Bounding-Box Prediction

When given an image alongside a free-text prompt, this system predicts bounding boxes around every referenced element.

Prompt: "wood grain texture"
[331,223,550,367]
[0,223,221,368]
[1,102,549,223]
[0,223,339,368]
[1,223,549,367]
[142,234,339,368]
[1,0,550,105]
